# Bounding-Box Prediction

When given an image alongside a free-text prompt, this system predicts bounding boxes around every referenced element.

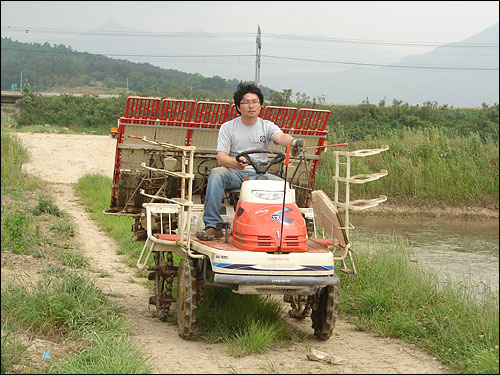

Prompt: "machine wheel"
[193,258,206,308]
[311,285,338,340]
[194,280,205,308]
[176,257,198,339]
[284,295,311,320]
[148,251,176,320]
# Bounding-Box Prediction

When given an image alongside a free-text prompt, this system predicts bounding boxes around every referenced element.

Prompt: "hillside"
[3,21,497,108]
[0,37,272,99]
[265,23,499,107]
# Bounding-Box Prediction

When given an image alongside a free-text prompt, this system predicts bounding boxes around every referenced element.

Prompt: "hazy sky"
[1,1,498,105]
[2,1,498,47]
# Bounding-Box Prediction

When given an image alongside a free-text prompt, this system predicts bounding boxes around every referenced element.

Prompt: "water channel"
[347,214,499,296]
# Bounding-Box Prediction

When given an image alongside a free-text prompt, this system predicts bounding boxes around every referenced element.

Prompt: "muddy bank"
[352,198,499,221]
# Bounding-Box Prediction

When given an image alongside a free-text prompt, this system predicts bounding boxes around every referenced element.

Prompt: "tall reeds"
[316,127,499,204]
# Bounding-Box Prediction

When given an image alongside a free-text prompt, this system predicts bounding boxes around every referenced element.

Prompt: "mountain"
[65,20,408,95]
[66,20,258,83]
[0,37,273,98]
[3,20,497,107]
[264,23,499,107]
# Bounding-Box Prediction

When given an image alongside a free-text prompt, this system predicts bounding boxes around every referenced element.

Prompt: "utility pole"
[254,25,261,86]
[20,71,23,91]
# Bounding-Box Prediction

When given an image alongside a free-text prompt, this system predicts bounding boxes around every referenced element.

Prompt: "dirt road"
[15,132,449,374]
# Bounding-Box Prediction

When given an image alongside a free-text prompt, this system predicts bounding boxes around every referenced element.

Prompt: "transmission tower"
[255,25,261,86]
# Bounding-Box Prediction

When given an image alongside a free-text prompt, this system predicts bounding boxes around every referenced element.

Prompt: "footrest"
[309,238,334,246]
[335,195,387,211]
[153,233,187,241]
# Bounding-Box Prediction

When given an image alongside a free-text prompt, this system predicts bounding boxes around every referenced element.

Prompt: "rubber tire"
[176,257,197,339]
[311,285,338,340]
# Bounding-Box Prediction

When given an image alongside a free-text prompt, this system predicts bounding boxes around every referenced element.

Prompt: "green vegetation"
[13,85,498,142]
[327,98,499,142]
[1,109,17,128]
[1,132,43,255]
[339,237,499,374]
[1,130,29,191]
[75,173,298,356]
[75,173,144,269]
[2,36,498,372]
[197,288,297,356]
[15,83,128,134]
[1,37,267,99]
[2,127,498,373]
[2,270,151,374]
[73,173,499,373]
[315,127,499,205]
[46,335,150,374]
[1,132,152,374]
[10,84,499,207]
[2,271,129,338]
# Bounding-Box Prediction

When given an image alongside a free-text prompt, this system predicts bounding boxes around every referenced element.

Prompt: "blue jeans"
[203,167,282,229]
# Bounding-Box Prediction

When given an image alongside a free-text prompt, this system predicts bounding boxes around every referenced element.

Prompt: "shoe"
[195,227,223,241]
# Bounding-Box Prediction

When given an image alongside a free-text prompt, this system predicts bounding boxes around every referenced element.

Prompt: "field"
[1,132,455,374]
[2,131,498,373]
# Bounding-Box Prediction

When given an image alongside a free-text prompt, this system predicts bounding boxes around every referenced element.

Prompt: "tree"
[104,77,115,89]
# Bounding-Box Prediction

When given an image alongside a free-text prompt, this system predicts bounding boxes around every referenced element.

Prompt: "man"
[195,82,303,240]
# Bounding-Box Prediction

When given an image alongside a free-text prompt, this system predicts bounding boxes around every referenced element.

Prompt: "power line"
[2,26,254,38]
[3,25,499,48]
[264,42,499,57]
[0,47,254,59]
[262,55,499,71]
[2,47,497,71]
[264,33,499,48]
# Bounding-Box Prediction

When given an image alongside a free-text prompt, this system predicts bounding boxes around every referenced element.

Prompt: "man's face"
[238,93,261,120]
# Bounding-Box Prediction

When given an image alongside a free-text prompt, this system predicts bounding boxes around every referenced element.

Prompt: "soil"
[11,132,453,374]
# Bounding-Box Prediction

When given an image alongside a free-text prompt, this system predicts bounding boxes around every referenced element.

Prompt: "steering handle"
[235,149,285,175]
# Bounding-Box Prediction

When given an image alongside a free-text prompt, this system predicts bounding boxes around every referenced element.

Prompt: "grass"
[74,172,499,371]
[31,194,63,217]
[2,270,130,339]
[55,247,90,269]
[74,173,300,356]
[1,208,40,255]
[339,236,499,374]
[1,132,152,374]
[74,173,145,270]
[0,329,29,374]
[197,287,297,355]
[1,131,44,255]
[316,127,499,205]
[45,334,151,374]
[1,270,152,373]
[1,130,30,192]
[4,126,497,372]
[1,110,18,129]
[226,319,290,357]
[1,192,74,256]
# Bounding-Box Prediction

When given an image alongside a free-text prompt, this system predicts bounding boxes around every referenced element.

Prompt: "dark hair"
[233,82,264,114]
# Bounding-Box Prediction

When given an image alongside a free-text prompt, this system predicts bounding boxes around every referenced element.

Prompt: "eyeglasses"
[240,100,260,106]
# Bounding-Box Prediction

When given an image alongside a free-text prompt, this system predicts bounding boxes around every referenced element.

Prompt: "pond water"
[348,214,499,296]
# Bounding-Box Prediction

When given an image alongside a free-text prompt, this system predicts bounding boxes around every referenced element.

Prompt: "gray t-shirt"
[217,117,283,172]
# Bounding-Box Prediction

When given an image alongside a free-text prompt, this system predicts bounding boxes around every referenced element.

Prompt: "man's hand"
[291,138,304,157]
[235,156,248,170]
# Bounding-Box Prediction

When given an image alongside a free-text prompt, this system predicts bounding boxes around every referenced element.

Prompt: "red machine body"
[232,201,308,252]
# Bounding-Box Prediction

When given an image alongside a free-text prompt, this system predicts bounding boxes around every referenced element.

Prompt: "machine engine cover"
[232,201,307,252]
